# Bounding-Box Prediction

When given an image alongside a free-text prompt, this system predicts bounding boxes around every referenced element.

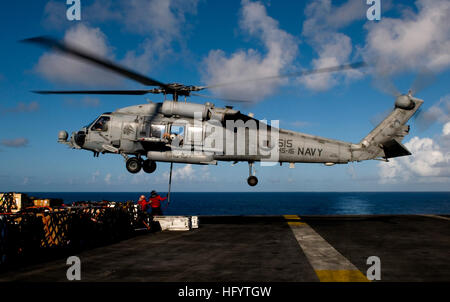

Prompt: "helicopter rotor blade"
[199,61,367,91]
[33,90,158,95]
[371,73,401,98]
[22,36,169,89]
[410,69,436,96]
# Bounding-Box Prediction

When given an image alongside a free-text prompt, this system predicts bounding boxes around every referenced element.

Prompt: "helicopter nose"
[74,130,86,147]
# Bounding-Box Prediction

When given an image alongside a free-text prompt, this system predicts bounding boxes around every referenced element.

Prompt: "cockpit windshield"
[84,118,98,129]
[91,116,110,132]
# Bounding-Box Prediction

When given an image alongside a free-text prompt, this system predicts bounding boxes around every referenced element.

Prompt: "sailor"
[137,195,149,212]
[149,190,167,216]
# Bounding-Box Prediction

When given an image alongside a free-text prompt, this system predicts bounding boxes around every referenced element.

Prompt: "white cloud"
[416,94,450,131]
[1,138,29,148]
[38,1,199,81]
[90,170,100,183]
[162,164,215,182]
[169,164,194,180]
[104,173,112,185]
[35,24,122,87]
[119,0,198,36]
[363,0,450,74]
[0,101,39,115]
[300,0,365,91]
[84,0,200,74]
[379,122,450,183]
[201,0,298,102]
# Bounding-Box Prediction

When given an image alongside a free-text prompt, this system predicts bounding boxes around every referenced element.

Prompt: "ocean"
[25,192,450,216]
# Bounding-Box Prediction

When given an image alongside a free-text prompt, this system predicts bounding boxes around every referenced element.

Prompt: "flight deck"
[1,215,449,282]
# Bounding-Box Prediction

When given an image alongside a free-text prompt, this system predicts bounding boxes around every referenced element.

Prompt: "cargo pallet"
[0,198,155,270]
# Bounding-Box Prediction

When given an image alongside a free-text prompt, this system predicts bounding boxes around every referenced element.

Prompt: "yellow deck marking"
[285,215,369,282]
[284,215,301,220]
[288,221,307,226]
[315,270,369,282]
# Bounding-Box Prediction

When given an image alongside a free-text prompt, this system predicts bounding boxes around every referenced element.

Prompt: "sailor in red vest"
[137,195,149,212]
[149,190,167,216]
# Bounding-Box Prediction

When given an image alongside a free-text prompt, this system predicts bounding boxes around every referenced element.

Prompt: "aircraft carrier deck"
[0,214,449,282]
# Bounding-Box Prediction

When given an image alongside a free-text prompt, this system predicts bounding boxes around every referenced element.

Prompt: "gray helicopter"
[24,37,423,186]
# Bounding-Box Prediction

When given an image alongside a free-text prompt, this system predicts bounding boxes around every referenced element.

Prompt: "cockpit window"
[91,116,110,132]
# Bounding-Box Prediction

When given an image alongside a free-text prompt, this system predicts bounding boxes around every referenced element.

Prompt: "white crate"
[153,216,191,231]
[190,216,199,229]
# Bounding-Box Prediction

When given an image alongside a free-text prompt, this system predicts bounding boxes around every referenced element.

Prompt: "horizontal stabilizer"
[382,139,411,159]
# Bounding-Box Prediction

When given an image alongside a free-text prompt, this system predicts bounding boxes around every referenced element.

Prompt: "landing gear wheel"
[247,176,258,187]
[126,157,142,174]
[143,160,157,174]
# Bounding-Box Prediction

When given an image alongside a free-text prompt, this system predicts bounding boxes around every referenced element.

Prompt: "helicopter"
[23,36,423,186]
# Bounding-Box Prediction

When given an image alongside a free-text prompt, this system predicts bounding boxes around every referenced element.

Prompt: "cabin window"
[91,116,110,132]
[151,124,165,139]
[171,125,185,137]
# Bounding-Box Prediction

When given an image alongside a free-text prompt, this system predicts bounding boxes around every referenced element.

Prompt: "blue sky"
[0,0,449,192]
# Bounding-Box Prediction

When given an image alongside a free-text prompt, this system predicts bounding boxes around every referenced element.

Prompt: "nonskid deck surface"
[0,215,449,282]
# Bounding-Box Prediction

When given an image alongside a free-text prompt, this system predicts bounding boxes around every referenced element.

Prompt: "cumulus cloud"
[300,0,366,91]
[416,94,450,131]
[37,1,199,82]
[90,170,100,184]
[1,138,29,148]
[379,122,450,182]
[201,0,298,101]
[363,0,450,75]
[104,173,112,185]
[1,101,39,115]
[85,0,199,74]
[35,24,122,87]
[118,0,198,36]
[162,165,215,182]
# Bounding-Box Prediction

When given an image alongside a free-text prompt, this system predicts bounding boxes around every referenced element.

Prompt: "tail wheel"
[143,160,157,174]
[126,157,142,174]
[247,176,258,187]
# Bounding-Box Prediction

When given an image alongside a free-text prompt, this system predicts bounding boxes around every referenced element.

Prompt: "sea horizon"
[18,191,450,216]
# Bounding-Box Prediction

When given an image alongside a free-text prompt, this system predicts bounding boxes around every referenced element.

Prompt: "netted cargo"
[37,210,71,248]
[7,214,43,260]
[0,200,155,268]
